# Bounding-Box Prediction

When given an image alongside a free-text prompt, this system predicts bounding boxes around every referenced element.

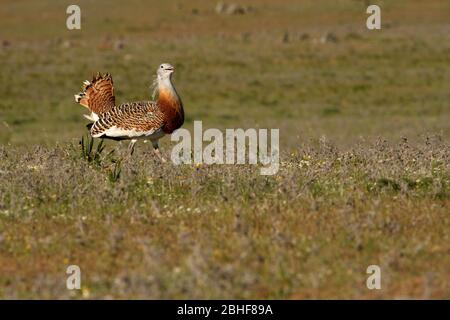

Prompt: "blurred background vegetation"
[0,0,449,149]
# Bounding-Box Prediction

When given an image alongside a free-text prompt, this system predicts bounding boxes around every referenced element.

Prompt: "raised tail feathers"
[74,72,116,115]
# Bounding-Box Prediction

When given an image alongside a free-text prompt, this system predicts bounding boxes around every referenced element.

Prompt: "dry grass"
[0,136,448,299]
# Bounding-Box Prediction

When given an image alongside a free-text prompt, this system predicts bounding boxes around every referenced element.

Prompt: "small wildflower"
[173,267,181,274]
[81,286,90,298]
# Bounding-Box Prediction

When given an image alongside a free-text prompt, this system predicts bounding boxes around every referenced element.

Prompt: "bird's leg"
[128,139,137,156]
[152,140,166,163]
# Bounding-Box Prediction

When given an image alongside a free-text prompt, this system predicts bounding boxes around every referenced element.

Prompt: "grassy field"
[0,0,449,299]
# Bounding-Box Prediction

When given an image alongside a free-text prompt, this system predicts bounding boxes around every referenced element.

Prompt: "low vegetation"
[0,136,448,298]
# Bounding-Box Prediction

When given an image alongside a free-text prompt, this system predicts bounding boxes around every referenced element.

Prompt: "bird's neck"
[157,77,180,107]
[157,76,184,133]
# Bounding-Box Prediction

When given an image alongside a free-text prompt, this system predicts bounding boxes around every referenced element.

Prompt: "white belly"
[96,126,165,142]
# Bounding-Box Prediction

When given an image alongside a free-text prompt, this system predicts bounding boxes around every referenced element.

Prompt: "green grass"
[0,0,449,299]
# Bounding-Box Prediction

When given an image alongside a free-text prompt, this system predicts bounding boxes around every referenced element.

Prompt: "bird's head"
[157,63,174,80]
[152,63,175,99]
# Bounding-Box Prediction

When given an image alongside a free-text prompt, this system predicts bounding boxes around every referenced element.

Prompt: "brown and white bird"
[74,63,184,161]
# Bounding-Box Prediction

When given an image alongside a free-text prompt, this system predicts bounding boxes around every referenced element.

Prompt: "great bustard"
[74,63,184,161]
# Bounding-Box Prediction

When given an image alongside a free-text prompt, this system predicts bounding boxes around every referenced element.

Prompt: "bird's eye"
[160,65,163,68]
